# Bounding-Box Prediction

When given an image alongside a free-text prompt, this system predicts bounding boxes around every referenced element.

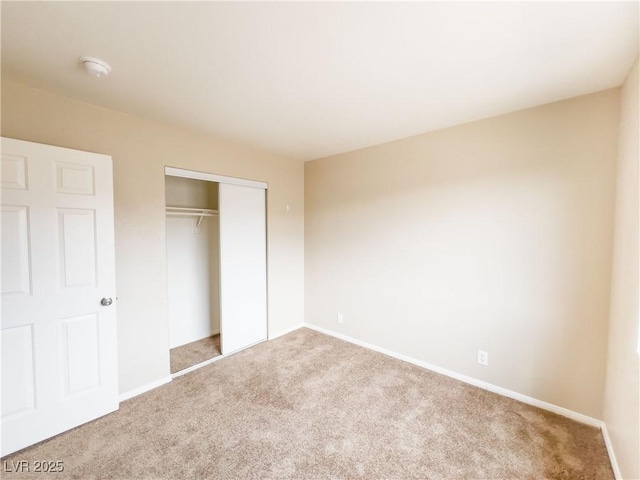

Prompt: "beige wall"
[305,89,620,418]
[1,80,305,395]
[604,58,639,479]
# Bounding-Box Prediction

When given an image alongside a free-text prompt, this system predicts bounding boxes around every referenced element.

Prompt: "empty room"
[1,1,638,479]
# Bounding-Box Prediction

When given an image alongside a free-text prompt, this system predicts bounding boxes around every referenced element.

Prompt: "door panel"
[1,154,28,190]
[58,209,97,287]
[0,325,36,417]
[0,137,118,457]
[54,162,95,195]
[218,183,267,355]
[1,206,31,295]
[62,314,101,395]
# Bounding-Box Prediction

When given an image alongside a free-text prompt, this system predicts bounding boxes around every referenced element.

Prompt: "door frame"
[163,166,269,377]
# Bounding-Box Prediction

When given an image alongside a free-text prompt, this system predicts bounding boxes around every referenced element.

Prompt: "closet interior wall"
[165,176,220,349]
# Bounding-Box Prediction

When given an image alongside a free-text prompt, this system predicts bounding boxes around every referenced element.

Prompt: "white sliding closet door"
[218,183,267,355]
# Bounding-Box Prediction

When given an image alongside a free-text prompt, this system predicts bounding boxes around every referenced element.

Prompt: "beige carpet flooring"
[2,328,613,479]
[170,334,221,374]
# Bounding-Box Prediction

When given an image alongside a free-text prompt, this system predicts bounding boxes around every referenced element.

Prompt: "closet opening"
[164,166,269,377]
[165,175,221,374]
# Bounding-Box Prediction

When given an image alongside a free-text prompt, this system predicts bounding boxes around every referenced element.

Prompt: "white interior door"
[1,138,119,457]
[218,183,267,355]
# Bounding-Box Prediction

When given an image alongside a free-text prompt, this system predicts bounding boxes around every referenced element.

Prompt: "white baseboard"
[119,375,172,402]
[303,323,602,428]
[268,323,304,341]
[601,422,622,479]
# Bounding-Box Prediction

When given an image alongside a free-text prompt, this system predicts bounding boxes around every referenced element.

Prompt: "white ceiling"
[2,2,638,161]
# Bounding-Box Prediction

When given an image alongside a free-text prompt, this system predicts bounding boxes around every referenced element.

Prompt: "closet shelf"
[166,206,218,230]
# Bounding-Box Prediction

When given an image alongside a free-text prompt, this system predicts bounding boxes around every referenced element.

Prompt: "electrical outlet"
[337,312,344,324]
[477,350,488,366]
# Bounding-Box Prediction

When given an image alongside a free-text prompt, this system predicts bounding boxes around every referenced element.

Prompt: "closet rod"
[166,206,218,216]
[166,207,218,230]
[165,211,218,216]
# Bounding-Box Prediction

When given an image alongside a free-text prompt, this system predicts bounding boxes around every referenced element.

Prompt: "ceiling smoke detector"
[79,56,111,78]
